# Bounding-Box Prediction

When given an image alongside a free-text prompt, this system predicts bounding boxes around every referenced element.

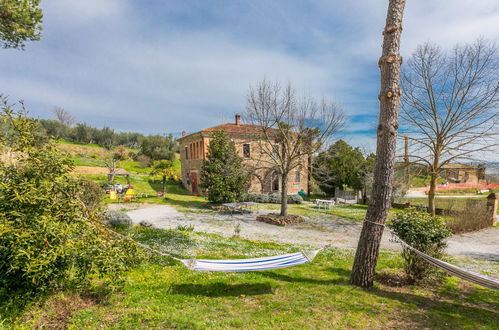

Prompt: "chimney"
[235,113,241,126]
[182,130,186,137]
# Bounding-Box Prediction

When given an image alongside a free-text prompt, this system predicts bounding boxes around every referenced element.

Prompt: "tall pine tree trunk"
[350,0,406,288]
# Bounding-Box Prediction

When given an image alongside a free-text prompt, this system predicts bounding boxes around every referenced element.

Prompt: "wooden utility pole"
[404,135,409,185]
[350,0,407,288]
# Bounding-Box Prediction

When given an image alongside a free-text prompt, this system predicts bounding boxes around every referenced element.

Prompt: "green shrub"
[388,208,451,283]
[105,211,133,229]
[139,220,153,227]
[288,195,304,204]
[0,102,141,295]
[76,177,104,211]
[243,193,303,204]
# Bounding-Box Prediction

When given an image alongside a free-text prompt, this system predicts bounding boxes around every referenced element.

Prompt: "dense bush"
[0,102,141,294]
[139,220,153,227]
[243,193,303,204]
[76,177,104,211]
[388,208,451,283]
[312,140,375,196]
[105,211,133,229]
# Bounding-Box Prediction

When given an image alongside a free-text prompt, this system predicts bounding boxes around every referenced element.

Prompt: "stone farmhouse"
[440,163,486,184]
[177,114,309,195]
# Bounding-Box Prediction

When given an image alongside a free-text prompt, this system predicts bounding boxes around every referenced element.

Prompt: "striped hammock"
[397,238,499,290]
[114,224,499,290]
[181,251,319,272]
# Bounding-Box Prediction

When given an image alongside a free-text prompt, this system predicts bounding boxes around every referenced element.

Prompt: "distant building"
[440,163,486,184]
[177,114,309,195]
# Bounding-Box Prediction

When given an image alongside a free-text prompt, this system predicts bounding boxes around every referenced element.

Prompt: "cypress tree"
[201,130,249,203]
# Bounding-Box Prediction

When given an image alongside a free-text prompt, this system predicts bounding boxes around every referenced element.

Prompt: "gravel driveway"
[124,204,499,261]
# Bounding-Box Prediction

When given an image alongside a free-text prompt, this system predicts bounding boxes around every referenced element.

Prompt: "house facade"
[440,163,486,184]
[177,114,309,195]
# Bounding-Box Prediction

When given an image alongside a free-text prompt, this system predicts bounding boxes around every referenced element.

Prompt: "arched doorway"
[272,172,279,192]
[190,172,198,193]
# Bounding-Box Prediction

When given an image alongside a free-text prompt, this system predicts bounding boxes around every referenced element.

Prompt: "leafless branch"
[400,39,498,213]
[245,79,344,215]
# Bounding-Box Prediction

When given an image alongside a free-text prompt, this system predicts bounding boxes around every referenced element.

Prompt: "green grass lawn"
[83,173,210,213]
[434,188,482,195]
[260,203,370,222]
[6,227,498,329]
[409,175,447,188]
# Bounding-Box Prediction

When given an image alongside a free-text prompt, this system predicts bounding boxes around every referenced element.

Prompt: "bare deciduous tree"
[104,150,126,183]
[246,80,344,216]
[52,106,75,126]
[401,40,498,215]
[351,0,407,288]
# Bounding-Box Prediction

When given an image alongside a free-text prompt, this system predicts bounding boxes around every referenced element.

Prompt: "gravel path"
[125,204,499,261]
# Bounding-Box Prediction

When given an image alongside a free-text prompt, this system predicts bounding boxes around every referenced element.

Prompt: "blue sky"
[1,0,498,152]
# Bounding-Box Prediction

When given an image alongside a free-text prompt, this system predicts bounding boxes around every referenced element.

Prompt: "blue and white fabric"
[181,251,318,272]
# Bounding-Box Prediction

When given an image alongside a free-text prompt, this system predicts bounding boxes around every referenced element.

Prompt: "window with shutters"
[295,170,301,183]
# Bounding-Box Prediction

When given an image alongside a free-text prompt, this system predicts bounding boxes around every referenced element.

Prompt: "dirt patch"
[25,293,100,329]
[107,202,155,212]
[73,166,127,175]
[256,213,305,226]
[375,270,411,287]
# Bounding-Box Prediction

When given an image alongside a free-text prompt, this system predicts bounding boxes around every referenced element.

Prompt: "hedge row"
[242,193,303,204]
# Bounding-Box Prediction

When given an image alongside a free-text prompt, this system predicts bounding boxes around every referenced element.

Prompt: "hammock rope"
[390,233,499,290]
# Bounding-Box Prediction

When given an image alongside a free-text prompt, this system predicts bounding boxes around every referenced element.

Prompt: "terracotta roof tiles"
[178,123,273,140]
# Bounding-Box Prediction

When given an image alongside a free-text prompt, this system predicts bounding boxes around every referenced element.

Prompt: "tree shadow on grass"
[336,204,368,210]
[370,286,498,328]
[146,179,207,209]
[148,179,163,192]
[162,196,207,210]
[257,267,351,286]
[169,282,273,297]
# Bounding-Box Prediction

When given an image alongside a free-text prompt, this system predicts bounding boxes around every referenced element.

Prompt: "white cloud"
[42,0,128,25]
[0,0,497,144]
